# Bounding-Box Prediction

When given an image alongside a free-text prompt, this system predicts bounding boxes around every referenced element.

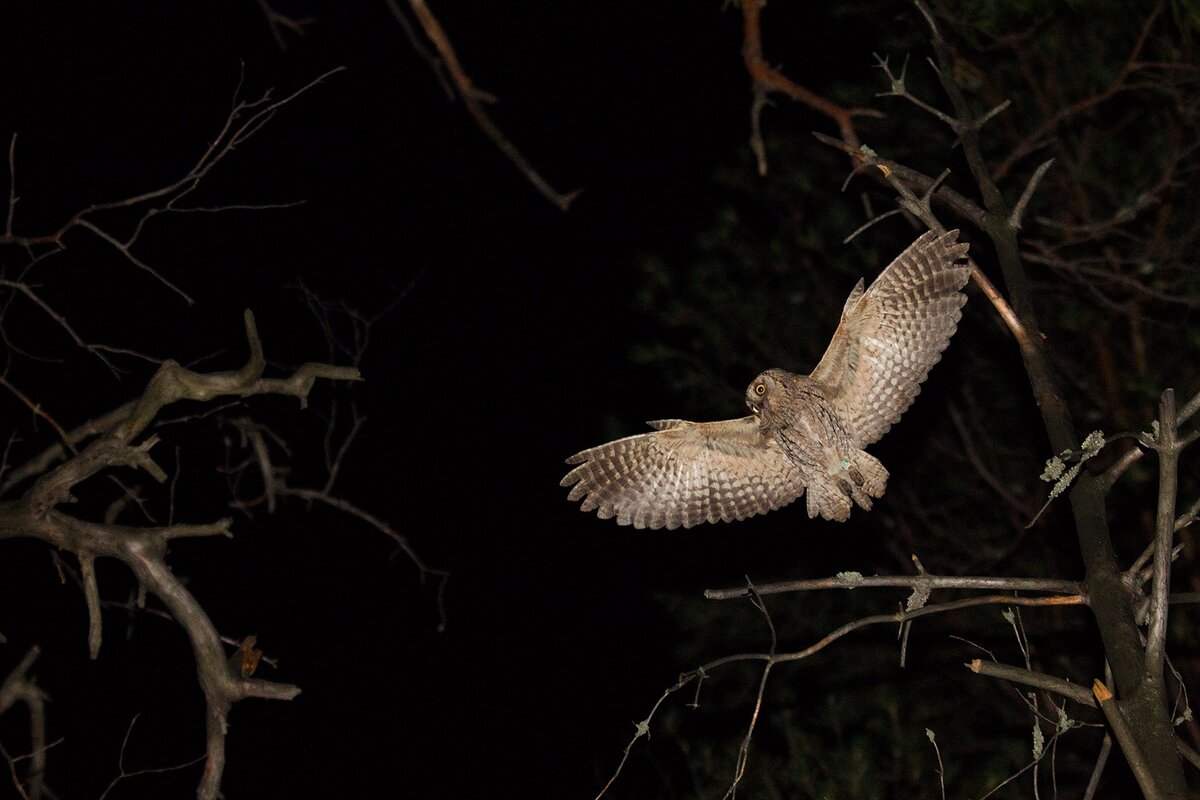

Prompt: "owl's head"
[745,369,786,418]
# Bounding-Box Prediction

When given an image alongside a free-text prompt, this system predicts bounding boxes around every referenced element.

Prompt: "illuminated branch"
[385,0,579,210]
[0,311,360,800]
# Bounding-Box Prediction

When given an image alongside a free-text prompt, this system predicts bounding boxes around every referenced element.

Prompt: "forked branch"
[0,311,360,800]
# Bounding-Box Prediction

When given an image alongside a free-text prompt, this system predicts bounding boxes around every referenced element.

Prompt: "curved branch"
[741,0,882,174]
[388,0,579,210]
[0,311,359,800]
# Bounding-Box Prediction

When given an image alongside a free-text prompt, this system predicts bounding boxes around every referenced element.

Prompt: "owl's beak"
[747,401,761,417]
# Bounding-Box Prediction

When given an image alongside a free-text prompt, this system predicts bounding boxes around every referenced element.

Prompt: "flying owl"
[561,229,971,528]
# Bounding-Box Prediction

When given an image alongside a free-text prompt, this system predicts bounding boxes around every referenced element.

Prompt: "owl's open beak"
[747,401,760,417]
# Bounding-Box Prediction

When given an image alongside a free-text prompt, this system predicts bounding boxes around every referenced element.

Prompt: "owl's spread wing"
[561,417,805,530]
[810,229,971,447]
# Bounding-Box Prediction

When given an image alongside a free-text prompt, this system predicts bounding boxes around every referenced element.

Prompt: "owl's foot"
[806,451,890,522]
[850,450,888,499]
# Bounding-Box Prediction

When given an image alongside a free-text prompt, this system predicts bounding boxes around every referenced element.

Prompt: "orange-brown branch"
[398,0,579,210]
[741,0,882,173]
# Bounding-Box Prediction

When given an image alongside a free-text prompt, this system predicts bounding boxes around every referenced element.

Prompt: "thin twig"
[1082,735,1112,800]
[1009,159,1055,230]
[1145,389,1178,680]
[594,592,1085,798]
[0,312,361,800]
[391,0,579,210]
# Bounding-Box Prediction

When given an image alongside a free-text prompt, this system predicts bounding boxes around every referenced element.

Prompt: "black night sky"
[1,2,1197,798]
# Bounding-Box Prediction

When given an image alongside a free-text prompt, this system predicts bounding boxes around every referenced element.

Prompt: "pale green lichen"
[1048,463,1082,500]
[906,584,931,611]
[1032,719,1045,759]
[836,571,864,586]
[1040,456,1066,482]
[1057,705,1072,734]
[925,728,936,743]
[1040,431,1106,500]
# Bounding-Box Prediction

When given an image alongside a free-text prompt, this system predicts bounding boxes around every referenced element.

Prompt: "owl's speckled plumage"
[561,230,971,528]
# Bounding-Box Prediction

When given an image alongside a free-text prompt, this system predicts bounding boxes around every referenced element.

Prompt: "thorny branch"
[993,0,1169,181]
[0,311,360,800]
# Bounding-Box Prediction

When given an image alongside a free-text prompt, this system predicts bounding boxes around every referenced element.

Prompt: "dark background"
[1,1,1196,798]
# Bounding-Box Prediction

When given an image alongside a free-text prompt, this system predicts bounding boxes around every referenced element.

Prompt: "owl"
[561,229,971,528]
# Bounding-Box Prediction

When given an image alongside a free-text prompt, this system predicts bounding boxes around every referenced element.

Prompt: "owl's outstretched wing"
[561,417,805,530]
[810,229,971,447]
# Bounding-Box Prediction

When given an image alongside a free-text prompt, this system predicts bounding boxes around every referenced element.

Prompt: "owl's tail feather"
[806,479,853,522]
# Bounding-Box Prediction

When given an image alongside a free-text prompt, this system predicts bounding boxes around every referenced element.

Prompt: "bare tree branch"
[0,647,48,800]
[254,0,314,50]
[811,132,1032,348]
[740,0,883,174]
[595,592,1085,799]
[385,0,579,210]
[967,658,1095,706]
[705,571,1081,601]
[909,0,1185,789]
[1145,389,1179,680]
[0,311,360,800]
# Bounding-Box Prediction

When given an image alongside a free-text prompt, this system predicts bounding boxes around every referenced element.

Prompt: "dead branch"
[1103,387,1200,494]
[226,416,449,630]
[994,1,1167,180]
[704,571,1081,601]
[97,715,206,800]
[0,310,360,800]
[0,401,135,496]
[967,658,1095,707]
[0,65,344,374]
[254,0,314,50]
[0,647,47,800]
[385,0,579,210]
[1145,389,1181,681]
[905,8,1187,790]
[595,592,1085,799]
[740,0,883,175]
[811,132,1031,346]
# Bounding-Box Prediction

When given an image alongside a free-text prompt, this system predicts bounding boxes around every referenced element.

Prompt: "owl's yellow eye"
[754,383,766,396]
